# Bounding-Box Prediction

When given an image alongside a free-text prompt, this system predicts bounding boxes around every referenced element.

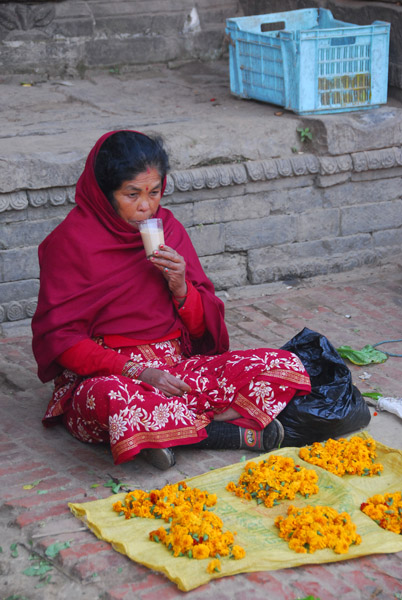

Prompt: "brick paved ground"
[1,263,402,600]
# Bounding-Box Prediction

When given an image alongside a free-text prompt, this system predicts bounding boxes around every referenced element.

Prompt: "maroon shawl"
[32,131,229,383]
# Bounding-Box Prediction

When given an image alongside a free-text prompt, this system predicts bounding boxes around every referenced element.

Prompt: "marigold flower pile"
[226,455,319,507]
[275,505,362,554]
[298,436,383,477]
[112,481,245,573]
[361,492,402,535]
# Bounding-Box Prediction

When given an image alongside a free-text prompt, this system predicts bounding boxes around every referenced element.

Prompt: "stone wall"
[1,147,402,332]
[0,0,242,77]
[2,0,401,89]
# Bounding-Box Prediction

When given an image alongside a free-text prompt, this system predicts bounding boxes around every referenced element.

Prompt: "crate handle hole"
[261,21,285,32]
[331,36,356,46]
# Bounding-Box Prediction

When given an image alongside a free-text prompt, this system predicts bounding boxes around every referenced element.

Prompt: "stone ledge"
[302,108,402,156]
[2,146,402,212]
[0,298,37,324]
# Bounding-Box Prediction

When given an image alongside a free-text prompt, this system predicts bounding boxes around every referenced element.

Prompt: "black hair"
[94,131,170,205]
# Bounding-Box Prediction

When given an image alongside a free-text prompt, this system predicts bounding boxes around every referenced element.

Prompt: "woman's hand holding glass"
[150,245,187,299]
[138,367,191,397]
[143,245,191,396]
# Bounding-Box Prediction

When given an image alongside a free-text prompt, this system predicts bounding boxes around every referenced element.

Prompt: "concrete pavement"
[1,263,402,599]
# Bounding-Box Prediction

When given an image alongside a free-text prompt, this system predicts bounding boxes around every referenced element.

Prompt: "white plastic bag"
[377,397,402,420]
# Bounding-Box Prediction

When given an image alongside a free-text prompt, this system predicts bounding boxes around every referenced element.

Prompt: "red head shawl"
[32,131,229,382]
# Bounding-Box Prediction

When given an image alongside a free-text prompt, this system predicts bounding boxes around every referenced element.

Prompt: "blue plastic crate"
[226,8,390,114]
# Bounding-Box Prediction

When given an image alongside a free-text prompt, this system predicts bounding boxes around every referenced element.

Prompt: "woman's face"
[112,167,163,226]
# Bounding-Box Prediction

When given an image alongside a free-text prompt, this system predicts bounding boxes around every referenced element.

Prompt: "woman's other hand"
[139,367,191,397]
[150,245,187,298]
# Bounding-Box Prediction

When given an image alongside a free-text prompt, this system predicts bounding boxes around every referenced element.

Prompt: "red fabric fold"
[58,282,205,377]
[172,280,206,338]
[58,338,128,376]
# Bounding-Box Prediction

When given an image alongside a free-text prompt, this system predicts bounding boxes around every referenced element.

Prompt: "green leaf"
[22,479,42,490]
[37,490,48,495]
[297,127,313,142]
[362,392,382,401]
[23,564,53,576]
[104,479,122,494]
[34,574,52,588]
[336,344,388,366]
[90,483,100,488]
[10,543,18,558]
[45,541,71,558]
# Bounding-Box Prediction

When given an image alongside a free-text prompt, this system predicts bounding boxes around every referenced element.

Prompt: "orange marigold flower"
[231,545,246,559]
[112,480,245,567]
[226,454,319,507]
[193,543,210,559]
[361,491,402,535]
[299,436,383,477]
[276,505,361,555]
[207,559,221,573]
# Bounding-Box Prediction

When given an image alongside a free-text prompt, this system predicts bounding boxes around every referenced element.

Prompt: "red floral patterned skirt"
[43,339,311,464]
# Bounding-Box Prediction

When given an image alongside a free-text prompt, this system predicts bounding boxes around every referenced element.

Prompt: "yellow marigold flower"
[221,531,235,546]
[361,491,402,535]
[371,494,385,504]
[112,480,245,566]
[157,526,167,542]
[213,542,230,557]
[299,436,383,477]
[178,533,194,554]
[207,558,221,573]
[149,529,162,542]
[227,455,318,507]
[205,493,218,507]
[276,505,361,555]
[231,545,246,559]
[335,540,351,554]
[193,543,210,559]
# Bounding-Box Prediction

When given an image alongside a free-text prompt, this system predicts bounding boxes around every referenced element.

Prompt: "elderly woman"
[32,131,311,470]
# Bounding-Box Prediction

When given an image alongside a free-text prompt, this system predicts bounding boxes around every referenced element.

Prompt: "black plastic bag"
[277,327,371,446]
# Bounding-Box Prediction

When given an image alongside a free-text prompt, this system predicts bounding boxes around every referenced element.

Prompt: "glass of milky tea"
[138,218,165,258]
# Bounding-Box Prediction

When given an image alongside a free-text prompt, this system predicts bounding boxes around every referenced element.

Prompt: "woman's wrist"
[122,360,147,380]
[173,282,188,301]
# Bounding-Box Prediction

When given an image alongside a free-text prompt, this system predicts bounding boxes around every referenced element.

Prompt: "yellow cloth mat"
[69,432,402,591]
